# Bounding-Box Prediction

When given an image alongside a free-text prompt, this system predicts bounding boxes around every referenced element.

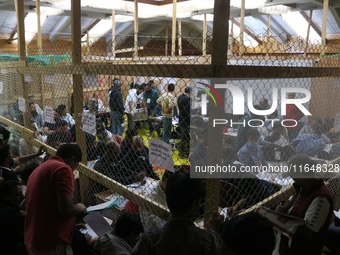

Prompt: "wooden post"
[178,18,182,56]
[228,18,235,55]
[15,0,26,60]
[36,0,42,55]
[321,0,328,56]
[203,0,229,227]
[71,0,88,204]
[266,14,271,58]
[202,14,207,56]
[134,0,138,58]
[15,0,31,129]
[86,31,90,55]
[112,10,116,58]
[165,26,169,56]
[304,9,313,57]
[171,0,177,56]
[239,0,245,55]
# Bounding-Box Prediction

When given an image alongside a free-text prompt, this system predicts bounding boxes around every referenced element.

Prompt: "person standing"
[177,87,191,158]
[109,78,125,136]
[284,92,304,141]
[124,83,138,131]
[24,144,86,255]
[156,83,176,144]
[143,82,159,136]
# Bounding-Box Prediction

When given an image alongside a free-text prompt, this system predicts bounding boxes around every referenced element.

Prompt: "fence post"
[71,0,89,205]
[204,0,230,227]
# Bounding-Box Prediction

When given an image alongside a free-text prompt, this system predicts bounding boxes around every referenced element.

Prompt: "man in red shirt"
[284,92,304,141]
[24,144,86,255]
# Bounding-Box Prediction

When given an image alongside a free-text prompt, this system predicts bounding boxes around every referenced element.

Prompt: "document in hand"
[255,206,305,240]
[83,212,113,238]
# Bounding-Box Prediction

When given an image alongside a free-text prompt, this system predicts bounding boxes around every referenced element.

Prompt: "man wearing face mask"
[143,82,159,136]
[237,128,268,168]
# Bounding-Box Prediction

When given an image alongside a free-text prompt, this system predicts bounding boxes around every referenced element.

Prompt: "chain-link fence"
[1,7,340,230]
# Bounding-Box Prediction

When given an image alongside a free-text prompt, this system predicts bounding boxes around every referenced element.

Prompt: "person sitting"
[29,102,45,132]
[235,105,264,150]
[0,180,26,255]
[139,170,174,232]
[291,124,328,157]
[298,117,323,137]
[132,172,223,255]
[0,144,44,182]
[46,119,73,149]
[264,122,295,162]
[95,213,144,255]
[94,141,120,179]
[120,129,136,157]
[0,126,10,145]
[219,212,275,255]
[276,154,333,255]
[237,129,268,168]
[43,110,61,135]
[117,136,159,185]
[96,121,115,144]
[56,104,75,127]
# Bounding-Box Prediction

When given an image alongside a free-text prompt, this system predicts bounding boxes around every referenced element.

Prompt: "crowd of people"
[1,80,340,255]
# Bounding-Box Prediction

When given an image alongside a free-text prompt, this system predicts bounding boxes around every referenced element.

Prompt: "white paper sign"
[1,69,8,74]
[18,97,26,112]
[334,113,340,133]
[149,139,175,172]
[44,106,55,124]
[82,112,97,136]
[0,82,3,94]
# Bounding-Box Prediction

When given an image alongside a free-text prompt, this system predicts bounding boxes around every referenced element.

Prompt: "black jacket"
[109,86,124,115]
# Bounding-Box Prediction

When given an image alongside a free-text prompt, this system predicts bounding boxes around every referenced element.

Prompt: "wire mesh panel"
[1,1,340,230]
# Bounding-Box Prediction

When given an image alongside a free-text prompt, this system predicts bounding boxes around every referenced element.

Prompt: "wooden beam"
[321,0,329,55]
[15,0,26,59]
[18,64,340,79]
[71,0,88,204]
[165,26,168,56]
[8,25,18,42]
[81,19,101,38]
[171,0,177,56]
[239,0,246,55]
[266,14,271,57]
[300,11,322,38]
[232,18,263,45]
[112,10,116,58]
[304,9,313,57]
[134,0,138,58]
[202,14,207,56]
[178,18,182,56]
[35,0,42,55]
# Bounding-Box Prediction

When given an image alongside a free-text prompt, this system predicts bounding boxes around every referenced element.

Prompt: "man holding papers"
[24,144,86,255]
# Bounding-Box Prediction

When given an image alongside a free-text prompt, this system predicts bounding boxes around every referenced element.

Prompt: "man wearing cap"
[277,154,333,255]
[109,78,125,136]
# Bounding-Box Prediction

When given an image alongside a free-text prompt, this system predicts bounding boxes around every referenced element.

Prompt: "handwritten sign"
[0,82,3,94]
[1,69,8,74]
[44,106,55,124]
[82,112,96,136]
[149,139,174,172]
[18,97,26,112]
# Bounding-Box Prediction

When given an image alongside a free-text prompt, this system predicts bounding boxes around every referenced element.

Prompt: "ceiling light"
[258,5,292,15]
[230,0,266,9]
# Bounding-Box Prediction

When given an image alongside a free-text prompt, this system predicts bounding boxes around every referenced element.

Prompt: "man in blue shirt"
[291,124,327,157]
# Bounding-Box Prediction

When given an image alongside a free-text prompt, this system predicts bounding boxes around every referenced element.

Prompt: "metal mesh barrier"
[1,7,340,229]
